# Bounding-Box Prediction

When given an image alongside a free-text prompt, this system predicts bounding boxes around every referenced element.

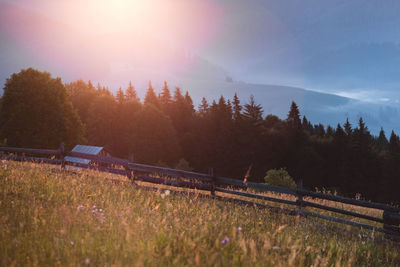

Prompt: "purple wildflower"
[70,241,74,246]
[77,205,84,211]
[237,227,242,231]
[93,209,98,214]
[221,237,230,245]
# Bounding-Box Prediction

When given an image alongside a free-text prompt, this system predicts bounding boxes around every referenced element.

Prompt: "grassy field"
[1,160,399,266]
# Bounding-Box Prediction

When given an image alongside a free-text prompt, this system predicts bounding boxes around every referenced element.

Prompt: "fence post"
[296,179,303,215]
[59,142,65,169]
[383,210,400,240]
[126,153,134,181]
[209,167,215,196]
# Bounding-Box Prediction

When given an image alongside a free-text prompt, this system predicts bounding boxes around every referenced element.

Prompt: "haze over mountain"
[1,0,400,134]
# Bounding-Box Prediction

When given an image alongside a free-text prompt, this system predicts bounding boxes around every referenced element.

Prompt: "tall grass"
[1,160,399,266]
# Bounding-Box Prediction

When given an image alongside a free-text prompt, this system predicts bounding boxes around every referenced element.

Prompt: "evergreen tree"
[173,87,184,103]
[334,124,346,143]
[227,100,233,119]
[382,131,400,202]
[198,97,209,115]
[343,118,352,136]
[353,117,372,150]
[314,124,325,137]
[376,127,389,151]
[87,80,95,91]
[159,81,172,106]
[116,87,125,104]
[232,93,242,121]
[144,81,159,108]
[302,116,313,134]
[184,91,194,113]
[287,101,301,130]
[389,130,400,153]
[126,81,139,101]
[243,95,263,121]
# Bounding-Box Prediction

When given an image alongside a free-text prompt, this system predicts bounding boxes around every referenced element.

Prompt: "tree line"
[1,68,399,204]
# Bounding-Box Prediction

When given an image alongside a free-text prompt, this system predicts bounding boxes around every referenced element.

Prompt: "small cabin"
[64,145,109,166]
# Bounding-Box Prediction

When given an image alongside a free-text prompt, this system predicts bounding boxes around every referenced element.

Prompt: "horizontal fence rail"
[1,144,399,241]
[297,189,400,213]
[0,146,60,156]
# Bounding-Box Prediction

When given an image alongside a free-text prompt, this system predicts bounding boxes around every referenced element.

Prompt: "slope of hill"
[1,160,399,265]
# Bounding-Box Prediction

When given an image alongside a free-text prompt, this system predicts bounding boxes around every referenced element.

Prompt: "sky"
[1,0,400,112]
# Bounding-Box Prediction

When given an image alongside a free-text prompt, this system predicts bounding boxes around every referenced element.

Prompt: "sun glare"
[81,0,155,33]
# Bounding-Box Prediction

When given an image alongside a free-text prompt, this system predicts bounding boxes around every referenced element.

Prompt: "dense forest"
[1,69,399,204]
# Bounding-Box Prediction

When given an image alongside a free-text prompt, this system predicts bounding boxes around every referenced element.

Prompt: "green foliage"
[65,79,99,124]
[175,158,194,171]
[0,68,84,149]
[133,104,181,165]
[264,168,296,189]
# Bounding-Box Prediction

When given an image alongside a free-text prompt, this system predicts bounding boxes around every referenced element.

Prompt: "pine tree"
[184,91,194,112]
[243,95,263,121]
[314,124,325,137]
[96,82,102,92]
[376,127,389,151]
[353,117,372,150]
[302,116,313,134]
[173,87,184,103]
[144,81,159,107]
[389,131,400,153]
[232,93,242,121]
[343,118,352,136]
[326,125,334,137]
[198,97,209,115]
[356,117,368,134]
[126,81,139,101]
[159,81,172,106]
[88,80,95,90]
[227,100,233,119]
[334,124,346,144]
[116,87,125,104]
[287,101,301,130]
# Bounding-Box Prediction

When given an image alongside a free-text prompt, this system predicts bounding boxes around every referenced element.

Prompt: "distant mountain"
[205,0,400,98]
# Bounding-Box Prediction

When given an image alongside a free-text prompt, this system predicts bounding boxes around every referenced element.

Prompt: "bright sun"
[81,0,156,33]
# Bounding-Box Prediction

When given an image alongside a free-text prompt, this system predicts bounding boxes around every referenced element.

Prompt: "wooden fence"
[1,143,400,241]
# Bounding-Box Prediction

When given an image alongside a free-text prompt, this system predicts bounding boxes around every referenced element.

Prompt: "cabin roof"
[65,145,104,165]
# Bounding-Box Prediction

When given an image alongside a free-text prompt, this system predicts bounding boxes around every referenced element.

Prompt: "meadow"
[1,160,399,266]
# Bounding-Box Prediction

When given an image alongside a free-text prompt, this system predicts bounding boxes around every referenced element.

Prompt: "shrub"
[175,158,194,171]
[264,168,296,189]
